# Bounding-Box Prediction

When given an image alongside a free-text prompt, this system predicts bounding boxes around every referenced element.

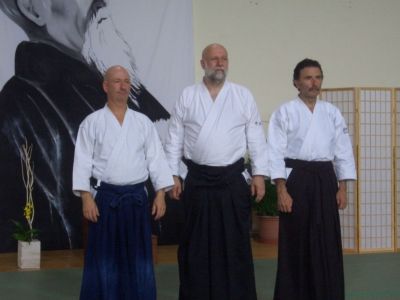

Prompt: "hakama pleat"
[80,181,156,300]
[178,158,257,300]
[274,159,344,300]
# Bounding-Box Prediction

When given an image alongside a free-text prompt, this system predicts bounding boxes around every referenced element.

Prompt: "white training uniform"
[267,96,357,181]
[73,105,174,196]
[164,80,269,177]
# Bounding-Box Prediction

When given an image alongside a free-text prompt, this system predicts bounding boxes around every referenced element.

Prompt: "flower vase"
[18,239,41,269]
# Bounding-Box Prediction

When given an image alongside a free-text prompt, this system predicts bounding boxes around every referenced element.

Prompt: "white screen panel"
[359,88,393,251]
[321,89,357,251]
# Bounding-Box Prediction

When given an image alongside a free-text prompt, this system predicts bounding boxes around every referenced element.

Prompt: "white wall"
[192,0,400,132]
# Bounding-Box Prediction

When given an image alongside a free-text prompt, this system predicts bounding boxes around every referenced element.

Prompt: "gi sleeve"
[245,92,269,177]
[333,109,357,181]
[164,95,185,176]
[267,107,288,180]
[144,119,175,192]
[72,120,94,196]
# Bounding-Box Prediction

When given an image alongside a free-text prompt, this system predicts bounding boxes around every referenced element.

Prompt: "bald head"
[1,0,107,57]
[201,43,229,86]
[104,65,127,80]
[0,0,47,38]
[103,66,131,104]
[202,43,228,61]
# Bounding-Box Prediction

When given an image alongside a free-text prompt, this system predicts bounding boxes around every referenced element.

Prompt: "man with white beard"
[0,0,169,253]
[165,44,269,299]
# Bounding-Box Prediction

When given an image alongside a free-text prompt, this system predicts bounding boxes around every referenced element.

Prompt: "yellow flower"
[23,203,32,220]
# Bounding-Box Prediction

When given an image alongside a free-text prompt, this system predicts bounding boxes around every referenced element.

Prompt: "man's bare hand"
[275,179,293,213]
[251,175,265,202]
[81,191,99,222]
[336,180,348,210]
[168,176,182,200]
[152,189,166,220]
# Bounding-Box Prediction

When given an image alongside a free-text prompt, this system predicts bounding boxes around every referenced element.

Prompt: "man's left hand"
[336,180,348,210]
[251,175,265,202]
[152,189,166,220]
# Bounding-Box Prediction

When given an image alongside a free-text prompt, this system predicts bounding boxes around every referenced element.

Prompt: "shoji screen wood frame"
[395,88,400,252]
[321,88,397,253]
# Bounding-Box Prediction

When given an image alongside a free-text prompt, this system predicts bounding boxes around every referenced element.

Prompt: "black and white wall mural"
[0,0,193,252]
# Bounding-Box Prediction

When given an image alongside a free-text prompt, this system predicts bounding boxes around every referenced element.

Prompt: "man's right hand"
[275,178,293,213]
[168,176,182,200]
[81,191,100,222]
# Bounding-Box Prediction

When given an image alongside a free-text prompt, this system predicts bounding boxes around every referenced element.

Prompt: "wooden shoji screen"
[320,88,358,252]
[359,88,394,252]
[322,88,396,253]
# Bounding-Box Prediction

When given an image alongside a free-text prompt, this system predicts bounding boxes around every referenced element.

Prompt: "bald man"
[165,44,269,299]
[72,66,174,300]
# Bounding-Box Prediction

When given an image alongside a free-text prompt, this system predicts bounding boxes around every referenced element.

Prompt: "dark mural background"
[0,0,193,252]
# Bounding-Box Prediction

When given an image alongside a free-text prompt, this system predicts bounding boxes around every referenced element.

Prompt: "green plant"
[253,179,279,216]
[11,139,41,242]
[10,219,41,242]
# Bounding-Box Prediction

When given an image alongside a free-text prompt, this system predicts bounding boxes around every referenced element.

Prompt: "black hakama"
[178,158,257,300]
[274,159,345,300]
[80,181,156,300]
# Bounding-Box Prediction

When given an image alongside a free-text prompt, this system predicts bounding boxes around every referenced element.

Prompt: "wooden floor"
[0,239,277,272]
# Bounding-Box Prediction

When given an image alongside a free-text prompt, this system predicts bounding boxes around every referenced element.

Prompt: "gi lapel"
[101,107,132,182]
[191,82,229,162]
[297,100,323,160]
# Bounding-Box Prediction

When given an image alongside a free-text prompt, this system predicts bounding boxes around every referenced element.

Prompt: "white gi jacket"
[72,105,174,196]
[267,96,357,181]
[164,80,269,177]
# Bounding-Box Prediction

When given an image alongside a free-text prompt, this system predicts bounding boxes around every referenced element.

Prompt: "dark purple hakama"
[274,159,345,300]
[178,158,257,300]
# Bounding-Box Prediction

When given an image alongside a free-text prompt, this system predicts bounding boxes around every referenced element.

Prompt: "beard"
[205,66,228,84]
[81,7,141,106]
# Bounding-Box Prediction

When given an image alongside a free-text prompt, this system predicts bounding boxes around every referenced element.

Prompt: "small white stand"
[18,240,41,269]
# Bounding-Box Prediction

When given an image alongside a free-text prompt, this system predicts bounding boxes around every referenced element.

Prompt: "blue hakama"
[80,181,156,300]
